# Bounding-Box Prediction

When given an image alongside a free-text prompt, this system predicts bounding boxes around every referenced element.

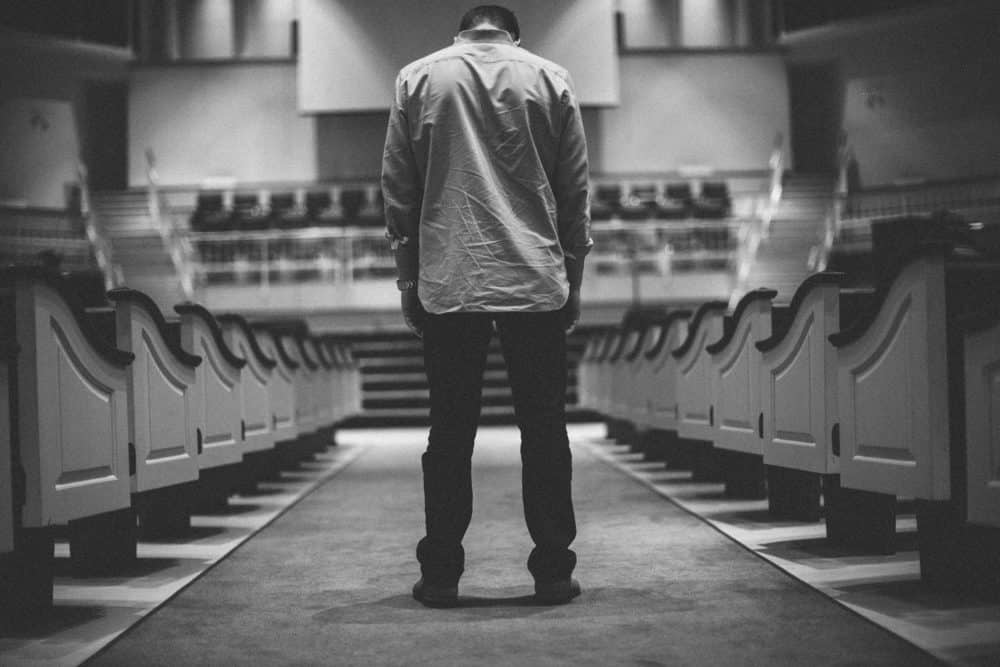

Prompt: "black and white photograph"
[1,1,999,664]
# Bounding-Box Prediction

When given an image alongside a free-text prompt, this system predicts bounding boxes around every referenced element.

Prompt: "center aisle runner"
[90,426,938,666]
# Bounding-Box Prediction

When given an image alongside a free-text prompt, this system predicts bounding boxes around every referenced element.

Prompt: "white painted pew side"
[674,301,728,443]
[758,274,844,475]
[645,312,691,432]
[609,328,641,421]
[3,271,133,526]
[0,339,16,554]
[963,313,1000,528]
[328,336,354,422]
[709,289,776,456]
[253,327,299,444]
[175,303,245,470]
[597,332,623,417]
[218,315,276,455]
[575,336,597,410]
[829,254,951,500]
[349,346,363,416]
[307,336,336,431]
[629,324,663,428]
[276,330,318,436]
[107,288,201,493]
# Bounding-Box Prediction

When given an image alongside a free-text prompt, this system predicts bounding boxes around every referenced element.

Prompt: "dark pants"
[417,310,577,587]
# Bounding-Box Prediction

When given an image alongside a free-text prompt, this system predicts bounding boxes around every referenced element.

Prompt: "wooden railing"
[146,149,195,298]
[76,161,121,289]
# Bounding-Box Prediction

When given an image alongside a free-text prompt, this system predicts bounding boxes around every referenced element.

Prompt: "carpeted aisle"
[88,426,939,666]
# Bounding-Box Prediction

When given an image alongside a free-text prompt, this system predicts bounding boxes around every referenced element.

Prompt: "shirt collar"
[455,27,516,45]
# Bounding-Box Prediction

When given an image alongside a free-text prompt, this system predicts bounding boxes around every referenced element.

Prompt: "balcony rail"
[176,218,743,291]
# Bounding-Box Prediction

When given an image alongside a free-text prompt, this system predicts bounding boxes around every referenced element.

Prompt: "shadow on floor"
[758,531,920,560]
[0,605,105,639]
[53,556,188,580]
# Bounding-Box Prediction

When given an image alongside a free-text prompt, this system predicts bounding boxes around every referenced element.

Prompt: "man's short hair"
[459,5,520,41]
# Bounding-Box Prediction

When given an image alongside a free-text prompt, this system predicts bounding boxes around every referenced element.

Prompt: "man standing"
[381,5,592,608]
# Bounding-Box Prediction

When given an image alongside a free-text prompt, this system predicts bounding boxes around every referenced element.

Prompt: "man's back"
[384,29,590,314]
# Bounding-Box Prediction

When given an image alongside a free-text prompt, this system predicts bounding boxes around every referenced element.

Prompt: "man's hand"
[561,288,581,334]
[401,288,426,338]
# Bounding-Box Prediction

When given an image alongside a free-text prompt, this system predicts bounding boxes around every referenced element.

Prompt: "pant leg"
[417,312,493,586]
[495,310,577,584]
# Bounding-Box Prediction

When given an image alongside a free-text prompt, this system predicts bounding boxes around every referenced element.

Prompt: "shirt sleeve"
[554,80,593,259]
[381,73,422,249]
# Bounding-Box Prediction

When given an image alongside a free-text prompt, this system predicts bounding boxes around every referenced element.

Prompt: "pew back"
[675,307,727,441]
[647,317,690,431]
[254,330,298,443]
[176,305,244,469]
[7,279,131,525]
[220,318,276,455]
[113,295,200,492]
[711,292,774,455]
[1,342,15,553]
[964,317,1000,528]
[760,281,841,474]
[835,256,950,499]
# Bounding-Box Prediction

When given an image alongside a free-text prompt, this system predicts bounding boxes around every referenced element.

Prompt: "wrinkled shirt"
[381,29,592,314]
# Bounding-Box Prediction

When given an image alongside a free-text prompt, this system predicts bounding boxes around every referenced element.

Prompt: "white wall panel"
[298,0,619,112]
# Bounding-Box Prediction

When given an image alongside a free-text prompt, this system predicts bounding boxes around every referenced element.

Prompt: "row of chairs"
[189,179,735,232]
[0,267,364,625]
[591,181,732,221]
[190,187,384,232]
[578,215,1000,598]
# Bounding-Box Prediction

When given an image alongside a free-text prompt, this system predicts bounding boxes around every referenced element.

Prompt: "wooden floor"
[1,425,999,666]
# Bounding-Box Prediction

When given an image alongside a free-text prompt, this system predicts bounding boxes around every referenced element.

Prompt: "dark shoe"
[534,577,581,605]
[412,577,459,608]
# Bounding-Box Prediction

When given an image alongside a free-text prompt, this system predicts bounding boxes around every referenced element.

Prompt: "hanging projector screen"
[298,0,619,112]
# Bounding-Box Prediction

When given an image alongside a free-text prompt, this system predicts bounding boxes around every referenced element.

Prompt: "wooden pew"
[594,331,621,424]
[608,326,644,443]
[1,339,16,556]
[628,322,665,431]
[218,314,278,486]
[757,274,845,520]
[308,335,337,448]
[705,289,777,498]
[1,268,134,590]
[829,243,1000,556]
[630,312,691,462]
[673,301,728,480]
[106,288,202,537]
[755,273,876,521]
[578,334,603,412]
[928,306,1000,596]
[342,342,362,419]
[264,323,322,458]
[642,312,691,434]
[603,331,634,440]
[252,326,302,469]
[174,303,246,509]
[292,330,323,452]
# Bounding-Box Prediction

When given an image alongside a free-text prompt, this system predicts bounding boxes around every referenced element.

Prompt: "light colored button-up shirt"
[381,28,592,314]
